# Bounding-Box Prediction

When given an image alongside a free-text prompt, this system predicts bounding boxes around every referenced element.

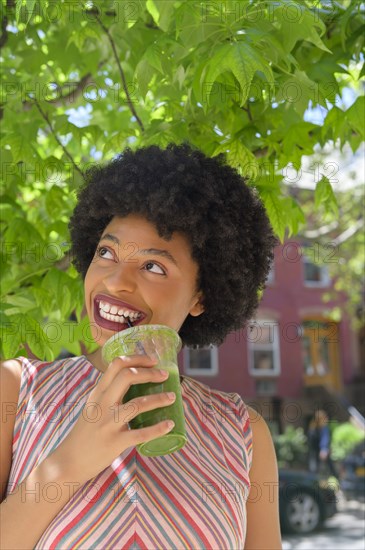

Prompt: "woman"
[308,409,337,478]
[1,143,281,549]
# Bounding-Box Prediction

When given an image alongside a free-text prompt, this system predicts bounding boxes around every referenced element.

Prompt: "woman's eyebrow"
[99,233,178,266]
[100,233,119,245]
[139,248,178,267]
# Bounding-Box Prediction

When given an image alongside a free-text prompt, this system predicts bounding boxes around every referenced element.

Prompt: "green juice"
[123,361,186,456]
[102,325,187,457]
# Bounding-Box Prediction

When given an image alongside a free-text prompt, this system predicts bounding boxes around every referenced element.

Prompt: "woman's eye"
[144,261,165,275]
[96,246,113,260]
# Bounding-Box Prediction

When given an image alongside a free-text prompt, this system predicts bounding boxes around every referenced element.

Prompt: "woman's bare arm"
[0,360,21,502]
[244,406,282,550]
[0,355,176,549]
[1,360,76,550]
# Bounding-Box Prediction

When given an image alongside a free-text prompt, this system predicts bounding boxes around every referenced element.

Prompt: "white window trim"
[266,265,275,285]
[183,346,219,376]
[302,256,330,287]
[248,320,281,376]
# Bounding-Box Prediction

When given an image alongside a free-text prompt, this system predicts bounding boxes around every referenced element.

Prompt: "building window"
[266,265,275,285]
[303,252,330,287]
[248,320,281,376]
[183,345,219,376]
[301,319,338,377]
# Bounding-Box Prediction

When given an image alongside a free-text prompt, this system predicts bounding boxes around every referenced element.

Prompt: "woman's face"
[84,214,204,347]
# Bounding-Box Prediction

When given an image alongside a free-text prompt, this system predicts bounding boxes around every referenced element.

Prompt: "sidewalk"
[282,496,365,550]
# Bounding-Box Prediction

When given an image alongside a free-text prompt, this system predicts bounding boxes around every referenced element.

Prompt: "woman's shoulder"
[14,354,90,369]
[0,359,22,398]
[2,355,95,384]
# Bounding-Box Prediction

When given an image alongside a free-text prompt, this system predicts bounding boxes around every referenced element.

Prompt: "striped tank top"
[7,356,253,549]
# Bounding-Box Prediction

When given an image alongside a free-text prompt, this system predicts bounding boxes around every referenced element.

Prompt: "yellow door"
[301,319,342,391]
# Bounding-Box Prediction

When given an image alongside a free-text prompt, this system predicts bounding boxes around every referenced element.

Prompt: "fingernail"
[159,369,169,376]
[167,392,175,400]
[167,420,175,430]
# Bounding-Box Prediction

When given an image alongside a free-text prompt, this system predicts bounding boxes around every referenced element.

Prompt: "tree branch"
[0,0,15,49]
[94,15,145,132]
[253,147,268,158]
[332,219,364,246]
[22,72,94,110]
[0,13,8,49]
[241,104,253,122]
[302,220,339,239]
[33,99,84,180]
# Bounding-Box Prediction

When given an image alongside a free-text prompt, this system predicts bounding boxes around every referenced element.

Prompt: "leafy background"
[0,0,364,359]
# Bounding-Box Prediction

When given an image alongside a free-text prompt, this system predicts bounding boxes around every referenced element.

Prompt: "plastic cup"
[102,324,186,457]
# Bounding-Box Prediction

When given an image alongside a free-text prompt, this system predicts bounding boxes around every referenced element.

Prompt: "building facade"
[180,240,364,432]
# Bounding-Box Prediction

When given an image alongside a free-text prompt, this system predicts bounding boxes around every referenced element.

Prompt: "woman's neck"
[85,348,106,373]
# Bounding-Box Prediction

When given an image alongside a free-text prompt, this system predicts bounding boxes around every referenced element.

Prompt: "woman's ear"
[189,293,205,317]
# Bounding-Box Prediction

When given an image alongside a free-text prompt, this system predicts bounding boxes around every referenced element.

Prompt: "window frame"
[302,253,330,287]
[247,319,281,377]
[183,345,219,376]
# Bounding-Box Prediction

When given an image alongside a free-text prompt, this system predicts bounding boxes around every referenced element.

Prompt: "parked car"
[339,439,365,500]
[279,469,338,534]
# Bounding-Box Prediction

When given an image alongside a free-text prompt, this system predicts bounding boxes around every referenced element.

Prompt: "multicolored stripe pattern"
[7,356,253,549]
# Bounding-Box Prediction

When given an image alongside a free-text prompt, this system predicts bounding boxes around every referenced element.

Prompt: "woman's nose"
[102,262,136,293]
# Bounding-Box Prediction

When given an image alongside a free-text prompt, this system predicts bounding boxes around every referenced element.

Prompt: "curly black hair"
[69,143,277,347]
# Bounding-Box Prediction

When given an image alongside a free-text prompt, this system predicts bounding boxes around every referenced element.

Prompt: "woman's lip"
[92,295,147,333]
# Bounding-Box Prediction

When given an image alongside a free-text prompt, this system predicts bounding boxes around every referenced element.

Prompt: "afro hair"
[69,143,277,347]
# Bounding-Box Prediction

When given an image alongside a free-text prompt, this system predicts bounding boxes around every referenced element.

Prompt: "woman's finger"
[96,354,158,393]
[117,390,176,425]
[122,419,175,449]
[106,364,169,406]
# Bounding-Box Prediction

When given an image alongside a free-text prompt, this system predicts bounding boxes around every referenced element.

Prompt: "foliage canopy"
[0,0,364,359]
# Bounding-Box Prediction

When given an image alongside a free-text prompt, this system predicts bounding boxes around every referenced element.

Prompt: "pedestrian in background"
[308,409,338,478]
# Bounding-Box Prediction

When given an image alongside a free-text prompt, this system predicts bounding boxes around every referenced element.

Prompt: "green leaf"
[4,218,45,263]
[346,97,365,139]
[60,286,72,318]
[41,268,77,318]
[146,0,175,31]
[154,0,176,32]
[146,0,159,24]
[2,134,36,164]
[15,0,22,23]
[3,294,37,315]
[45,185,65,218]
[260,191,288,242]
[315,176,339,216]
[25,0,36,24]
[213,140,259,180]
[286,198,306,236]
[274,2,331,53]
[23,314,53,360]
[0,314,23,360]
[144,43,164,74]
[135,59,156,98]
[202,43,273,107]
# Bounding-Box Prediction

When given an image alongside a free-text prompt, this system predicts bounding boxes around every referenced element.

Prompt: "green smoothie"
[102,325,187,457]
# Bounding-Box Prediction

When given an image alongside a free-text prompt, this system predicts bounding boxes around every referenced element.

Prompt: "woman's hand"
[52,354,175,484]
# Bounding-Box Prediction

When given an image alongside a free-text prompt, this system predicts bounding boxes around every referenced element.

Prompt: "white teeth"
[100,310,127,322]
[98,300,142,323]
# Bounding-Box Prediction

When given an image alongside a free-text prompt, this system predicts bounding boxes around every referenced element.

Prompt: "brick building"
[180,239,364,433]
